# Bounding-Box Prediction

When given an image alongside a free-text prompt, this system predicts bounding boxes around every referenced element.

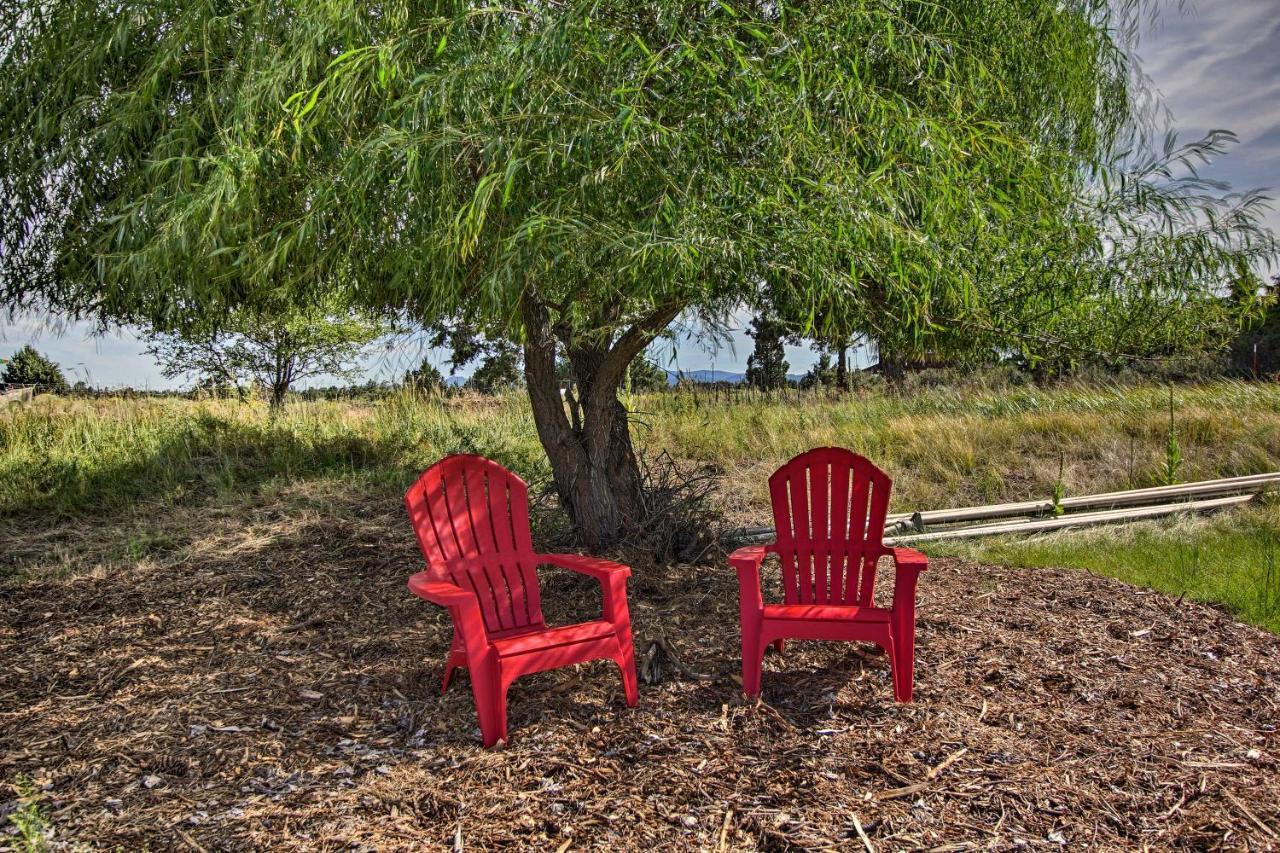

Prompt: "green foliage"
[927,505,1280,634]
[1052,452,1067,516]
[1164,388,1182,485]
[628,356,670,393]
[744,316,790,391]
[3,0,1272,368]
[9,774,49,852]
[1229,276,1280,377]
[403,358,444,393]
[143,305,386,409]
[466,350,522,395]
[800,353,837,390]
[2,346,67,392]
[5,379,1280,529]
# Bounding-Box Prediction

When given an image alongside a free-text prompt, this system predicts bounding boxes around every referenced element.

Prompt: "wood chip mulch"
[2,498,1279,850]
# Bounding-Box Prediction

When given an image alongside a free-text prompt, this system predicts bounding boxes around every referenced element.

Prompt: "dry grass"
[5,380,1280,525]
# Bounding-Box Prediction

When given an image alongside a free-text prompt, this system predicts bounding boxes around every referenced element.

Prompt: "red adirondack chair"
[730,448,927,701]
[405,455,639,747]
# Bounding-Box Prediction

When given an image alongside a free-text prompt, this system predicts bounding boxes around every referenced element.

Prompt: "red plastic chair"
[405,454,639,747]
[730,448,927,701]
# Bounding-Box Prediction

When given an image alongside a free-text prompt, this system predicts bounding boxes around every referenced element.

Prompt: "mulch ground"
[2,490,1280,850]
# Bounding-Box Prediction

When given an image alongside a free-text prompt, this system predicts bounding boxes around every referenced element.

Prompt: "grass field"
[5,379,1280,519]
[4,379,1280,631]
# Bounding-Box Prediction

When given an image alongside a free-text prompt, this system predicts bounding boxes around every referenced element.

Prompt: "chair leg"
[441,650,464,694]
[468,660,505,747]
[742,630,767,698]
[615,643,640,708]
[490,682,510,748]
[890,626,915,703]
[773,638,785,655]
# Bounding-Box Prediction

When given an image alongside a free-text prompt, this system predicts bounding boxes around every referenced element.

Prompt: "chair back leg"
[441,649,465,694]
[615,646,639,707]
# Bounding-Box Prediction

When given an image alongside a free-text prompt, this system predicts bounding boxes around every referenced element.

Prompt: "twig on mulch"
[639,635,714,684]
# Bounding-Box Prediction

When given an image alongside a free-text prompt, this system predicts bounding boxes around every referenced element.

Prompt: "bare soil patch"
[2,491,1279,849]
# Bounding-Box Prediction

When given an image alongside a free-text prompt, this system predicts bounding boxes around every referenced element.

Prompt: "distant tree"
[467,349,523,395]
[1,345,68,392]
[744,316,791,391]
[1230,276,1280,378]
[403,358,445,393]
[628,355,670,392]
[800,352,838,390]
[144,306,385,410]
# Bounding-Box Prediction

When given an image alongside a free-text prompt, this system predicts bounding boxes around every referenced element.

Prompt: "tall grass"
[0,392,545,517]
[4,379,1280,519]
[638,380,1280,510]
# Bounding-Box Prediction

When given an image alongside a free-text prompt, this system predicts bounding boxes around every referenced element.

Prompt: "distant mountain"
[666,369,743,385]
[444,375,468,388]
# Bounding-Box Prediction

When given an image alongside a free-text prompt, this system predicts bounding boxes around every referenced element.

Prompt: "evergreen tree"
[403,358,445,393]
[800,352,838,390]
[744,316,790,391]
[628,356,670,392]
[467,349,523,394]
[1,345,68,392]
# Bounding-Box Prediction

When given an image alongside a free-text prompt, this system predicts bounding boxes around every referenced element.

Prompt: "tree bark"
[520,292,679,549]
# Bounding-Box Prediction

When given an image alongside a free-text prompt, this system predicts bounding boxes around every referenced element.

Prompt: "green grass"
[0,391,548,517]
[925,503,1280,633]
[5,379,1280,519]
[4,378,1280,631]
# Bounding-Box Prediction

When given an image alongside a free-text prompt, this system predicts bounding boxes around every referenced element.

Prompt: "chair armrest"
[729,544,769,572]
[729,544,770,611]
[889,547,927,614]
[408,572,492,657]
[535,553,631,580]
[536,553,632,623]
[408,573,477,607]
[891,547,928,572]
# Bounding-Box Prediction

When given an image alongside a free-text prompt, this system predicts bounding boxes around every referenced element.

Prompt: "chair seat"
[762,603,890,623]
[491,619,616,658]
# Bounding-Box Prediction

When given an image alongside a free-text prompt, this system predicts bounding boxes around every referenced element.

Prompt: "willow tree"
[2,1,1274,547]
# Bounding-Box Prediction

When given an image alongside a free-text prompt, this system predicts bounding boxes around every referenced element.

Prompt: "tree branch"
[586,301,684,411]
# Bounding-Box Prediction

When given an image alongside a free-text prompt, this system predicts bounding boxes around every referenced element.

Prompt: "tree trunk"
[269,350,294,412]
[835,344,849,393]
[520,293,676,550]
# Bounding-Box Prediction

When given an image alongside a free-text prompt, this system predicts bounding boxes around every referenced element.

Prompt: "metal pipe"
[885,493,1254,544]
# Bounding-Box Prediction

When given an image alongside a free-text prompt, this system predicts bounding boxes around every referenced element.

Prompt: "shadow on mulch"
[2,485,1279,850]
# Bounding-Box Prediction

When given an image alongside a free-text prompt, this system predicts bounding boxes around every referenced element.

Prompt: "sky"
[3,1,1279,389]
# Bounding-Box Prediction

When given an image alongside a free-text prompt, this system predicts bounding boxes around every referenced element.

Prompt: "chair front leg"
[602,572,640,707]
[889,548,927,703]
[730,545,768,697]
[472,653,505,748]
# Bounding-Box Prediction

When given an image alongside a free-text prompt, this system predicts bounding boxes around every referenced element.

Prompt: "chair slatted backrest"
[768,447,893,607]
[405,455,544,633]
